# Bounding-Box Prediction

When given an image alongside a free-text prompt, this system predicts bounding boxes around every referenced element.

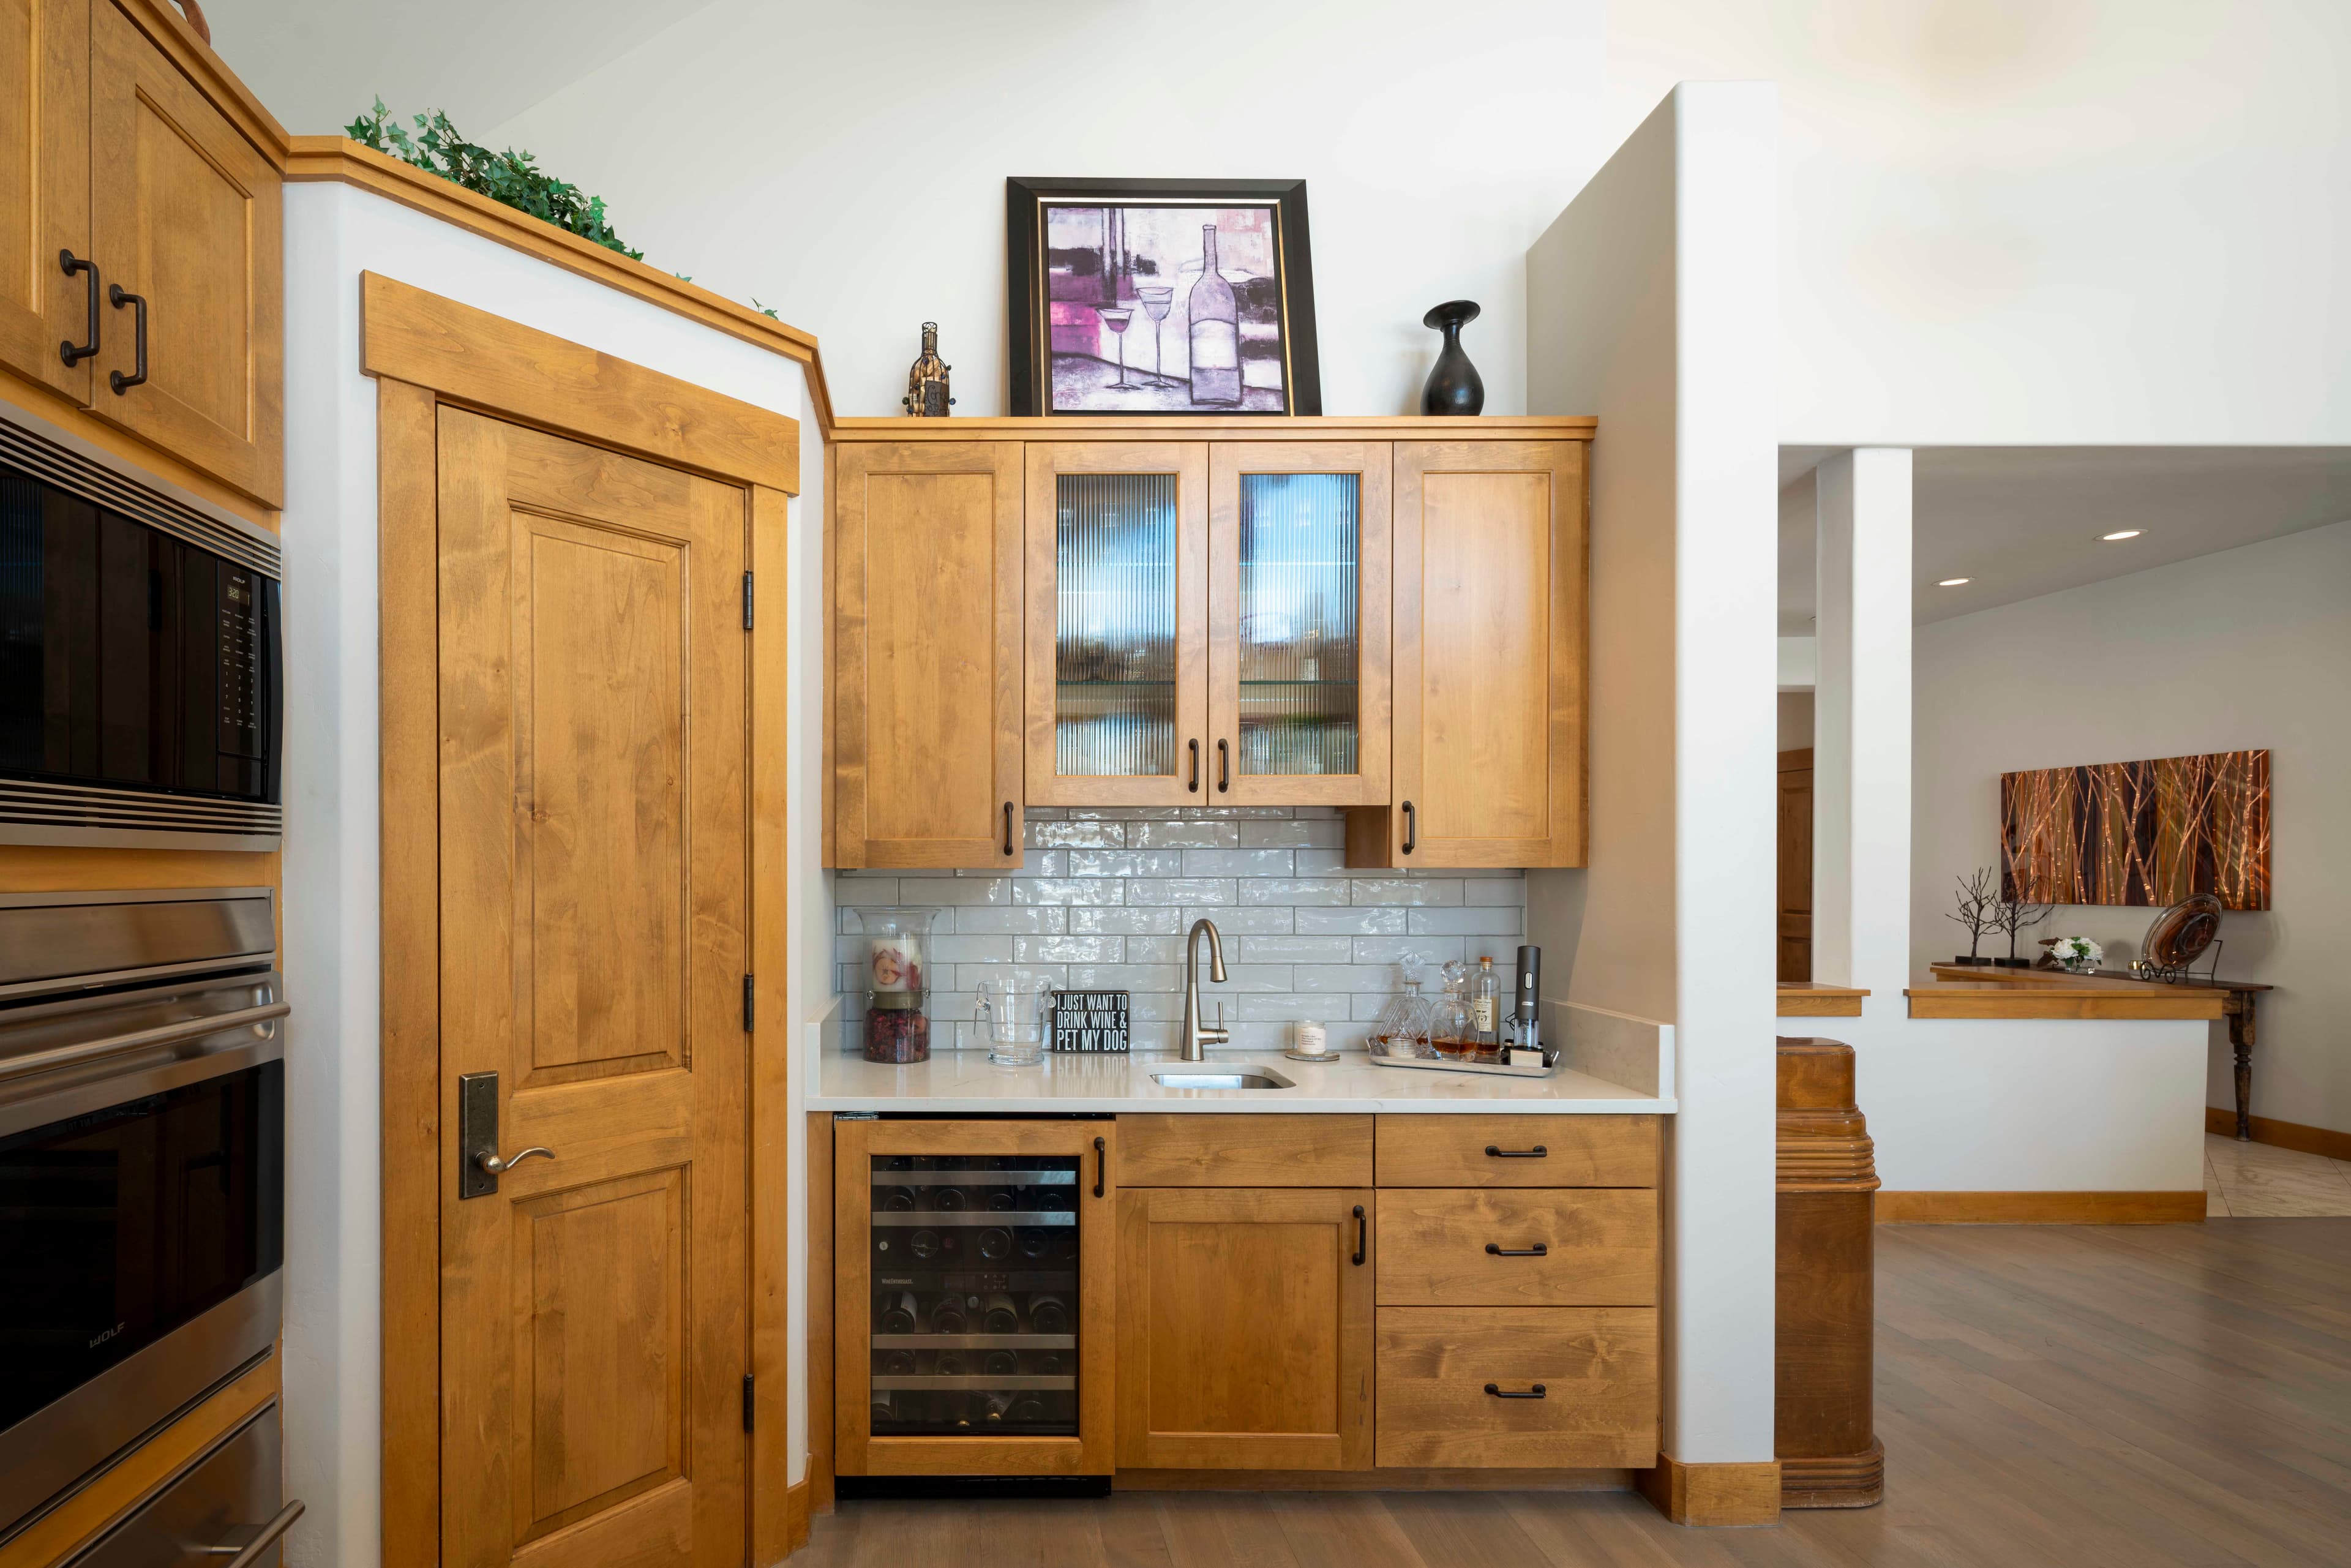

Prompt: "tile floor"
[2203,1131,2351,1216]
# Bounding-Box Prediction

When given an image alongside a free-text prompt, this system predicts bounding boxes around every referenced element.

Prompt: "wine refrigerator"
[834,1117,1116,1477]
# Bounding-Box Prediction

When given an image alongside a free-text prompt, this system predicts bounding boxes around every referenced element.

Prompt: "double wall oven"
[0,888,296,1562]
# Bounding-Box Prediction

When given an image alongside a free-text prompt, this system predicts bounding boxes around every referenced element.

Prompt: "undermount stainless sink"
[1150,1065,1295,1090]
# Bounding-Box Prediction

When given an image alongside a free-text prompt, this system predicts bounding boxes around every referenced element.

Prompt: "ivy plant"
[346,99,641,261]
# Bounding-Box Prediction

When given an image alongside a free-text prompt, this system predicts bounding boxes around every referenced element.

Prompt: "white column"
[1812,448,1913,1000]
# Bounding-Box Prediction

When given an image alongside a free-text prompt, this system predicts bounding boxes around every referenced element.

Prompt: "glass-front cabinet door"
[1024,443,1209,806]
[1208,443,1391,805]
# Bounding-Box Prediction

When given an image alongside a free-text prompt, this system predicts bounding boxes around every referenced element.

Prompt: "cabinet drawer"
[1119,1114,1372,1187]
[1377,1189,1655,1306]
[1376,1307,1657,1468]
[1375,1114,1657,1188]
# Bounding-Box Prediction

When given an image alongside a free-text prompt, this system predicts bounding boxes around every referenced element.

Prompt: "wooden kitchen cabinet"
[86,0,282,507]
[0,0,92,405]
[1348,439,1587,868]
[1376,1306,1658,1468]
[834,1118,1117,1477]
[1116,1185,1373,1471]
[832,441,1026,867]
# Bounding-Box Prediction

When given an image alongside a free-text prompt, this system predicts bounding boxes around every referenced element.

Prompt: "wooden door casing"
[834,1117,1119,1477]
[0,0,89,403]
[1779,748,1813,983]
[436,408,749,1568]
[1022,441,1209,807]
[1207,440,1392,808]
[833,440,1024,868]
[1352,440,1586,868]
[87,0,282,505]
[1115,1185,1373,1471]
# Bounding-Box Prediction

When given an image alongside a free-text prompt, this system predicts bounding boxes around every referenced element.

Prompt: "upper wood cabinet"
[87,0,282,506]
[0,0,283,508]
[833,440,1025,868]
[1349,439,1588,868]
[826,419,1589,868]
[0,0,92,404]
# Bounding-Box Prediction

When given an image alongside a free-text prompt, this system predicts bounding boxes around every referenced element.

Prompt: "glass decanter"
[1431,959,1477,1058]
[1372,962,1436,1059]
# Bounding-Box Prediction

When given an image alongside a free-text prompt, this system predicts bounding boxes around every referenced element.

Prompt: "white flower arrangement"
[2047,936,2104,973]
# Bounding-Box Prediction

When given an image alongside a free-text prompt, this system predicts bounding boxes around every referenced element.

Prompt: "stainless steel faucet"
[1180,917,1229,1061]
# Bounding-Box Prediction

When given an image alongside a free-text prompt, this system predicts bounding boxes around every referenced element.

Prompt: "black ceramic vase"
[1420,299,1485,416]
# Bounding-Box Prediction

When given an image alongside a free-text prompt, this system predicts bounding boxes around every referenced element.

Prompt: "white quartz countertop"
[812,1048,1673,1114]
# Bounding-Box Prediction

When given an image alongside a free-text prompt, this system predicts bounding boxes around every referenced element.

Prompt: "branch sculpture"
[1946,867,1998,962]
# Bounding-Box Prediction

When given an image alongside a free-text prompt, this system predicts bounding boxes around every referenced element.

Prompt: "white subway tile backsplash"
[834,808,1527,1053]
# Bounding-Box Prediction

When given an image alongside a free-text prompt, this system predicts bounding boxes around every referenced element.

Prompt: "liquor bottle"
[899,321,953,418]
[1018,1227,1052,1261]
[879,1291,918,1335]
[1029,1294,1070,1335]
[1471,956,1500,1046]
[932,1294,969,1334]
[1054,1231,1079,1262]
[880,1349,915,1375]
[1187,225,1241,407]
[1033,1351,1065,1376]
[1009,1393,1049,1424]
[1030,1187,1071,1214]
[983,1392,1015,1427]
[879,1184,916,1212]
[931,1185,969,1212]
[983,1185,1016,1212]
[984,1349,1018,1376]
[908,1228,942,1262]
[981,1293,1021,1334]
[934,1351,966,1376]
[1431,959,1475,1058]
[976,1226,1013,1262]
[869,1393,896,1427]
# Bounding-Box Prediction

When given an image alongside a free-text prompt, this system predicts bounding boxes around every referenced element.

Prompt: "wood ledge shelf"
[1908,968,2225,1021]
[1776,983,1869,1018]
[827,414,1598,442]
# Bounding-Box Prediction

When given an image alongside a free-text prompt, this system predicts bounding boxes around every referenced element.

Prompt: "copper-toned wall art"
[2001,750,2270,910]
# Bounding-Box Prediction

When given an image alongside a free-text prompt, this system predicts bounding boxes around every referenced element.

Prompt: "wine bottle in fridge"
[879,1291,918,1335]
[981,1293,1021,1334]
[1029,1293,1070,1334]
[1187,225,1241,407]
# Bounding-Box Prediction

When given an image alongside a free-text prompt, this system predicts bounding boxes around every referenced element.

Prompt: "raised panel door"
[1114,1185,1372,1471]
[0,0,89,402]
[833,441,1023,868]
[1023,441,1209,806]
[1352,440,1585,868]
[1207,441,1390,806]
[437,409,748,1568]
[88,0,282,505]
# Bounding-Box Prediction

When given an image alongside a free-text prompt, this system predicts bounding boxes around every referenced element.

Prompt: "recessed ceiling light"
[1937,577,1971,587]
[2101,529,2143,541]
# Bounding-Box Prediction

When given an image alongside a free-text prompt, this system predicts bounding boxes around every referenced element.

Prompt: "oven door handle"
[0,1000,288,1084]
[206,1498,306,1564]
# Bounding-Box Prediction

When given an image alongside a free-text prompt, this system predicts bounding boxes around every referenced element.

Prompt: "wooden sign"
[1051,989,1130,1053]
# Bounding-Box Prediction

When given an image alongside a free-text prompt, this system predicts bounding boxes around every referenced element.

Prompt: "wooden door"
[833,441,1024,868]
[834,1118,1118,1477]
[437,408,749,1568]
[1207,441,1391,806]
[1351,441,1586,868]
[0,0,89,402]
[87,0,282,505]
[1779,748,1813,982]
[1023,441,1209,806]
[1115,1186,1373,1471]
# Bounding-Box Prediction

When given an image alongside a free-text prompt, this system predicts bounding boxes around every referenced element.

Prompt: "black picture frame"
[1006,176,1322,418]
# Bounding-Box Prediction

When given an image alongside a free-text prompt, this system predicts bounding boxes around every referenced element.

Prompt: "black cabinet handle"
[107,284,148,393]
[1352,1204,1366,1266]
[1187,738,1200,793]
[1484,1383,1548,1400]
[1093,1136,1106,1198]
[1003,801,1016,857]
[1401,800,1416,856]
[1485,1144,1548,1159]
[1485,1242,1549,1258]
[1217,738,1229,793]
[58,250,100,366]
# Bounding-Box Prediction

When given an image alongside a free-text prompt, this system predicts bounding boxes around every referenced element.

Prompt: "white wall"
[1913,519,2351,1136]
[1526,82,1780,1468]
[484,0,1607,418]
[278,183,825,1567]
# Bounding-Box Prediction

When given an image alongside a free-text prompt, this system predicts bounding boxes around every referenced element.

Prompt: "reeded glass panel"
[868,1153,1081,1436]
[1055,473,1179,778]
[1237,472,1359,776]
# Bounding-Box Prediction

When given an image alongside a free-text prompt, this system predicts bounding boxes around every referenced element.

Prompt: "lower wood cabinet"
[1376,1307,1659,1468]
[1115,1185,1373,1471]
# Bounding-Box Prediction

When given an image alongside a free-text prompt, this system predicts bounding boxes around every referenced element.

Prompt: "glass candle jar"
[855,907,937,1063]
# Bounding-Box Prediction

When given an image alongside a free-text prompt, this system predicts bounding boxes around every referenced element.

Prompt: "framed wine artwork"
[1007,176,1322,416]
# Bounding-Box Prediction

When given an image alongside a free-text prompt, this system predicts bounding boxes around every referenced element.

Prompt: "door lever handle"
[476,1146,554,1175]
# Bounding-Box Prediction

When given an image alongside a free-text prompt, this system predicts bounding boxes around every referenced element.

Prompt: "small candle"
[1295,1020,1327,1056]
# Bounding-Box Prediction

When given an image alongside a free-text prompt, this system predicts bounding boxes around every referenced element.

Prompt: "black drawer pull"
[1188,738,1200,793]
[1093,1136,1107,1198]
[1400,799,1415,855]
[1484,1383,1547,1400]
[1352,1204,1366,1266]
[58,250,100,366]
[1003,801,1016,857]
[1485,1144,1548,1159]
[108,283,148,393]
[1485,1242,1548,1258]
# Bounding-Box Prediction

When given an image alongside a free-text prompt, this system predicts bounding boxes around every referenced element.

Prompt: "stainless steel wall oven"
[0,888,287,1545]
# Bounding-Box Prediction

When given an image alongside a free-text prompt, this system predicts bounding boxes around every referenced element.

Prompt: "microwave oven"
[0,403,281,850]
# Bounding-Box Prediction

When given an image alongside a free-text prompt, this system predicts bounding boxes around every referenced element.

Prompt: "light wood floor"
[2206,1133,2351,1216]
[801,1218,2351,1566]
